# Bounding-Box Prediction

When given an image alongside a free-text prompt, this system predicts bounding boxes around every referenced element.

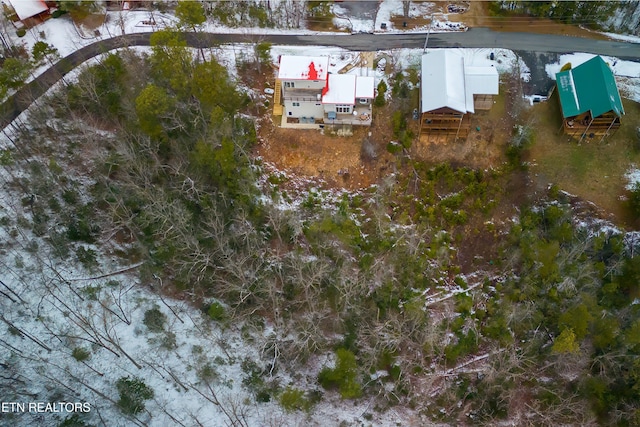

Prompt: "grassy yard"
[526,94,640,227]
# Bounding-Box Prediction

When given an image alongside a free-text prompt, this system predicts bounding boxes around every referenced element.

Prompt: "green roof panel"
[555,56,625,119]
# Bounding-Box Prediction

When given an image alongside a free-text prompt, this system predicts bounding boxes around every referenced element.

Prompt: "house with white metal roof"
[420,50,499,139]
[465,66,500,111]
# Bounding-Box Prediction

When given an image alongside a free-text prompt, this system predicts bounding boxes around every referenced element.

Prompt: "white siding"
[281,80,326,91]
[284,100,324,118]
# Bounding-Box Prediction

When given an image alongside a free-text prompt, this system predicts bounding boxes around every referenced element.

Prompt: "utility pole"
[423,13,433,53]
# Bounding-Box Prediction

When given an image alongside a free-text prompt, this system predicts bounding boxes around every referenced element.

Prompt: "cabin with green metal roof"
[555,56,624,142]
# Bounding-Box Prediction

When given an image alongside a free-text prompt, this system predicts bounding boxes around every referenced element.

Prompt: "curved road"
[1,28,638,129]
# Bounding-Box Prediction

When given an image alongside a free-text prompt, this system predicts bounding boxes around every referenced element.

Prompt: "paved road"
[1,29,638,129]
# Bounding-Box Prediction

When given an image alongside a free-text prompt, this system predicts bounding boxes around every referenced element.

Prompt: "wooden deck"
[419,112,471,141]
[563,115,621,142]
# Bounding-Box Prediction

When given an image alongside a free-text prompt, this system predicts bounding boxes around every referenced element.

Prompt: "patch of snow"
[524,94,549,106]
[370,370,389,381]
[375,0,465,33]
[332,4,374,33]
[601,31,640,43]
[625,166,640,191]
[375,0,404,31]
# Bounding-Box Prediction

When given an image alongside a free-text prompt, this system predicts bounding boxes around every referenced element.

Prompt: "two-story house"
[277,55,329,124]
[276,55,375,128]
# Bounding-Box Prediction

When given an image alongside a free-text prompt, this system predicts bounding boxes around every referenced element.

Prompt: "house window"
[285,82,295,88]
[336,105,351,114]
[293,102,300,107]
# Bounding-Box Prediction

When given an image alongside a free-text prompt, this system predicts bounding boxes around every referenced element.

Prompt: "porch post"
[455,114,463,140]
[599,116,618,144]
[578,115,593,144]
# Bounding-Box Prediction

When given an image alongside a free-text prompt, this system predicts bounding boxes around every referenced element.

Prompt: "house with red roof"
[275,55,374,128]
[277,55,328,124]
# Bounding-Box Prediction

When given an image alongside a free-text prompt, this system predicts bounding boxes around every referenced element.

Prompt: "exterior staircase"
[273,79,283,116]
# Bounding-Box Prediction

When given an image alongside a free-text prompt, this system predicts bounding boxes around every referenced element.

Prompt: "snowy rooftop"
[355,75,375,99]
[7,0,48,20]
[421,50,467,114]
[323,74,356,104]
[464,66,499,112]
[278,55,329,81]
[421,50,502,114]
[465,66,500,93]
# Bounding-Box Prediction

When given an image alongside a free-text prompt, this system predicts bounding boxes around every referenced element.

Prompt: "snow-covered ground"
[332,3,375,33]
[0,218,414,425]
[1,2,640,425]
[0,123,415,426]
[373,0,466,33]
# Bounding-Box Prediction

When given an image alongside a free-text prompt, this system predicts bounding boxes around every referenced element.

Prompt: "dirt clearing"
[256,118,395,190]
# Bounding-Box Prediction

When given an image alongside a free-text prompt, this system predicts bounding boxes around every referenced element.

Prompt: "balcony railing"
[283,96,322,103]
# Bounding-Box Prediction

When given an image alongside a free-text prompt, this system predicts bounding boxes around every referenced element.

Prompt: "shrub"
[374,80,387,107]
[279,387,312,412]
[207,302,226,321]
[159,331,177,349]
[197,363,219,382]
[72,347,90,362]
[76,246,98,270]
[58,414,89,427]
[391,72,409,98]
[318,349,362,399]
[455,293,473,316]
[66,216,98,243]
[116,376,154,415]
[16,28,26,37]
[62,189,79,205]
[0,149,12,166]
[32,41,58,62]
[506,123,535,167]
[386,141,402,154]
[143,308,166,332]
[241,358,277,402]
[551,328,579,354]
[391,110,406,137]
[445,329,478,365]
